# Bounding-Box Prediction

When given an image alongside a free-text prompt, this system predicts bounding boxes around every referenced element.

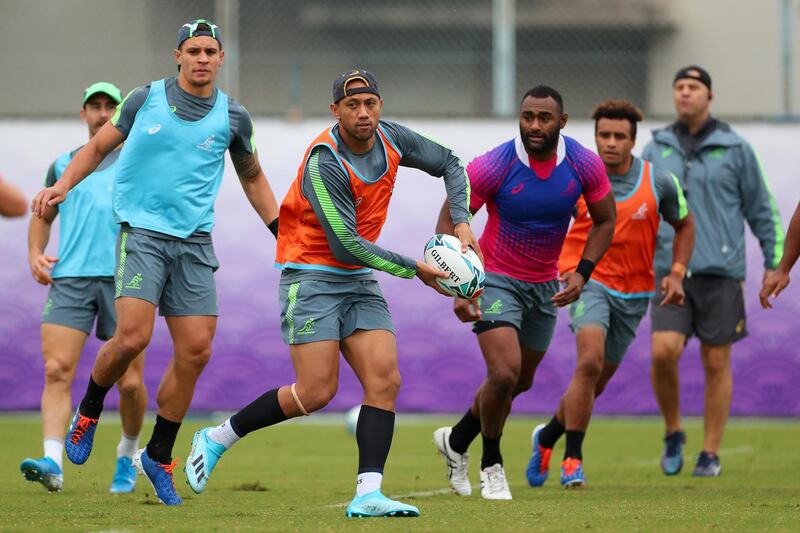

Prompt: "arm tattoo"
[231,152,262,181]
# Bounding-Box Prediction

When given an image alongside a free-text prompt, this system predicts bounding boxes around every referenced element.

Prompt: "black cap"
[177,19,222,49]
[332,68,380,103]
[674,65,712,90]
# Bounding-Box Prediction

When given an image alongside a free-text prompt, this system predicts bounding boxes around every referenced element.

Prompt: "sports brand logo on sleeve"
[148,124,162,135]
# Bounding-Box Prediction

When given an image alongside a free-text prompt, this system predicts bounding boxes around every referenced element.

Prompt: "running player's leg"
[21,324,87,492]
[66,298,155,463]
[650,277,693,475]
[692,276,745,477]
[111,350,146,493]
[68,229,164,465]
[340,329,419,517]
[185,340,340,496]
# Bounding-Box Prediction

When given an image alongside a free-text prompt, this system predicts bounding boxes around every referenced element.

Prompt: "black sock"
[538,415,566,449]
[79,376,113,419]
[146,415,182,464]
[356,405,395,474]
[448,408,481,454]
[229,389,288,438]
[564,430,585,460]
[481,434,503,469]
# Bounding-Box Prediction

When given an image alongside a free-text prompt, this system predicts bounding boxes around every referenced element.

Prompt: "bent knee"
[576,355,604,381]
[487,367,521,394]
[43,358,73,384]
[298,380,338,413]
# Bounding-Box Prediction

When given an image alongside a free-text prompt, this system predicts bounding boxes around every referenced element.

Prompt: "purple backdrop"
[1,120,798,415]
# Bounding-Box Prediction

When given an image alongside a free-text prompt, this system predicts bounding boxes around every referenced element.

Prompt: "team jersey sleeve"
[110,85,150,138]
[737,143,785,270]
[465,152,503,213]
[301,146,418,278]
[43,161,58,187]
[576,149,611,203]
[380,121,470,225]
[227,98,256,156]
[653,165,688,224]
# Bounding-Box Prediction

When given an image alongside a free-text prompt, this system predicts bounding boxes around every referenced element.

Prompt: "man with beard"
[526,99,695,488]
[31,20,281,505]
[184,68,481,518]
[433,85,616,499]
[21,83,147,495]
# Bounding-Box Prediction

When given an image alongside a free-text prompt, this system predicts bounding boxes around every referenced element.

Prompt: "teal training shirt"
[113,78,230,238]
[48,149,120,278]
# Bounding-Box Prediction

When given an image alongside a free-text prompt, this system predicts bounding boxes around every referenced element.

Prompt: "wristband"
[670,263,686,278]
[268,217,279,238]
[575,259,595,283]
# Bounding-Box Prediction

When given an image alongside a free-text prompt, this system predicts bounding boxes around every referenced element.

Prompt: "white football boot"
[480,463,512,500]
[432,427,472,496]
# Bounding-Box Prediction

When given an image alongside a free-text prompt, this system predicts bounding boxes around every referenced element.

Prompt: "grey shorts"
[569,282,649,365]
[278,278,394,345]
[115,227,219,316]
[650,274,747,345]
[473,273,559,352]
[42,277,116,340]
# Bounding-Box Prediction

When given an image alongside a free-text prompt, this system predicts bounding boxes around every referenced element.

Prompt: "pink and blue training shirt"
[468,134,611,283]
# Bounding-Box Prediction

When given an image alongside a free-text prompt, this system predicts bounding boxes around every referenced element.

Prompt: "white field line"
[325,484,480,508]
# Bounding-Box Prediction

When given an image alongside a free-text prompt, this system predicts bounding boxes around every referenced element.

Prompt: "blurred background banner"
[2,120,799,415]
[1,0,799,415]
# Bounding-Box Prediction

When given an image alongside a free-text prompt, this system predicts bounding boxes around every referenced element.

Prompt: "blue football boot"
[185,427,227,494]
[560,457,586,488]
[110,456,137,493]
[345,490,420,518]
[65,411,99,465]
[660,430,686,476]
[20,457,63,492]
[692,451,722,477]
[133,448,182,505]
[525,423,553,487]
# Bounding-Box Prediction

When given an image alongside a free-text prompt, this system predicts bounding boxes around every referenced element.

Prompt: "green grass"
[2,414,799,531]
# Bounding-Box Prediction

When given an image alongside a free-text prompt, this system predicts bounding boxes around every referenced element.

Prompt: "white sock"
[43,438,63,470]
[207,418,241,449]
[356,472,383,497]
[117,432,139,458]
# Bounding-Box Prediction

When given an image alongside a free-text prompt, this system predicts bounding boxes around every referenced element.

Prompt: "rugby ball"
[344,405,361,436]
[423,234,485,299]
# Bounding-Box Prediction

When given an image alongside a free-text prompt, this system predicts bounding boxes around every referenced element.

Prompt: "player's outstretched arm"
[660,212,695,306]
[760,201,800,308]
[232,151,280,237]
[553,192,616,307]
[0,176,27,217]
[31,123,123,217]
[27,206,58,285]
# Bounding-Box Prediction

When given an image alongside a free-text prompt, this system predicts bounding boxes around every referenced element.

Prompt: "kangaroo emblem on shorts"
[296,318,316,335]
[484,299,503,315]
[125,273,143,290]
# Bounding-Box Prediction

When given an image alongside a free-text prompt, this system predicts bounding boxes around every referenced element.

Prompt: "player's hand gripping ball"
[424,234,485,299]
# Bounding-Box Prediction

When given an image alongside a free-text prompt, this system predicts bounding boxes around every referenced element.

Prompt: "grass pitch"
[2,414,798,532]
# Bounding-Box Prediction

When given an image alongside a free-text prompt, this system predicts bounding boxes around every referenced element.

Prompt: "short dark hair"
[520,85,564,113]
[591,99,644,139]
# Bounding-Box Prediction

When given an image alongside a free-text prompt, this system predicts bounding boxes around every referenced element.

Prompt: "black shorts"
[650,274,747,345]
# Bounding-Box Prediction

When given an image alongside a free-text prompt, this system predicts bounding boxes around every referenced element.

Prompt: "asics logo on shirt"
[354,196,364,207]
[561,180,579,196]
[631,203,648,220]
[197,136,215,152]
[511,183,524,195]
[148,124,162,135]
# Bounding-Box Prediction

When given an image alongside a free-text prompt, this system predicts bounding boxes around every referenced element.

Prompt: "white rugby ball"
[344,405,361,436]
[423,234,485,299]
